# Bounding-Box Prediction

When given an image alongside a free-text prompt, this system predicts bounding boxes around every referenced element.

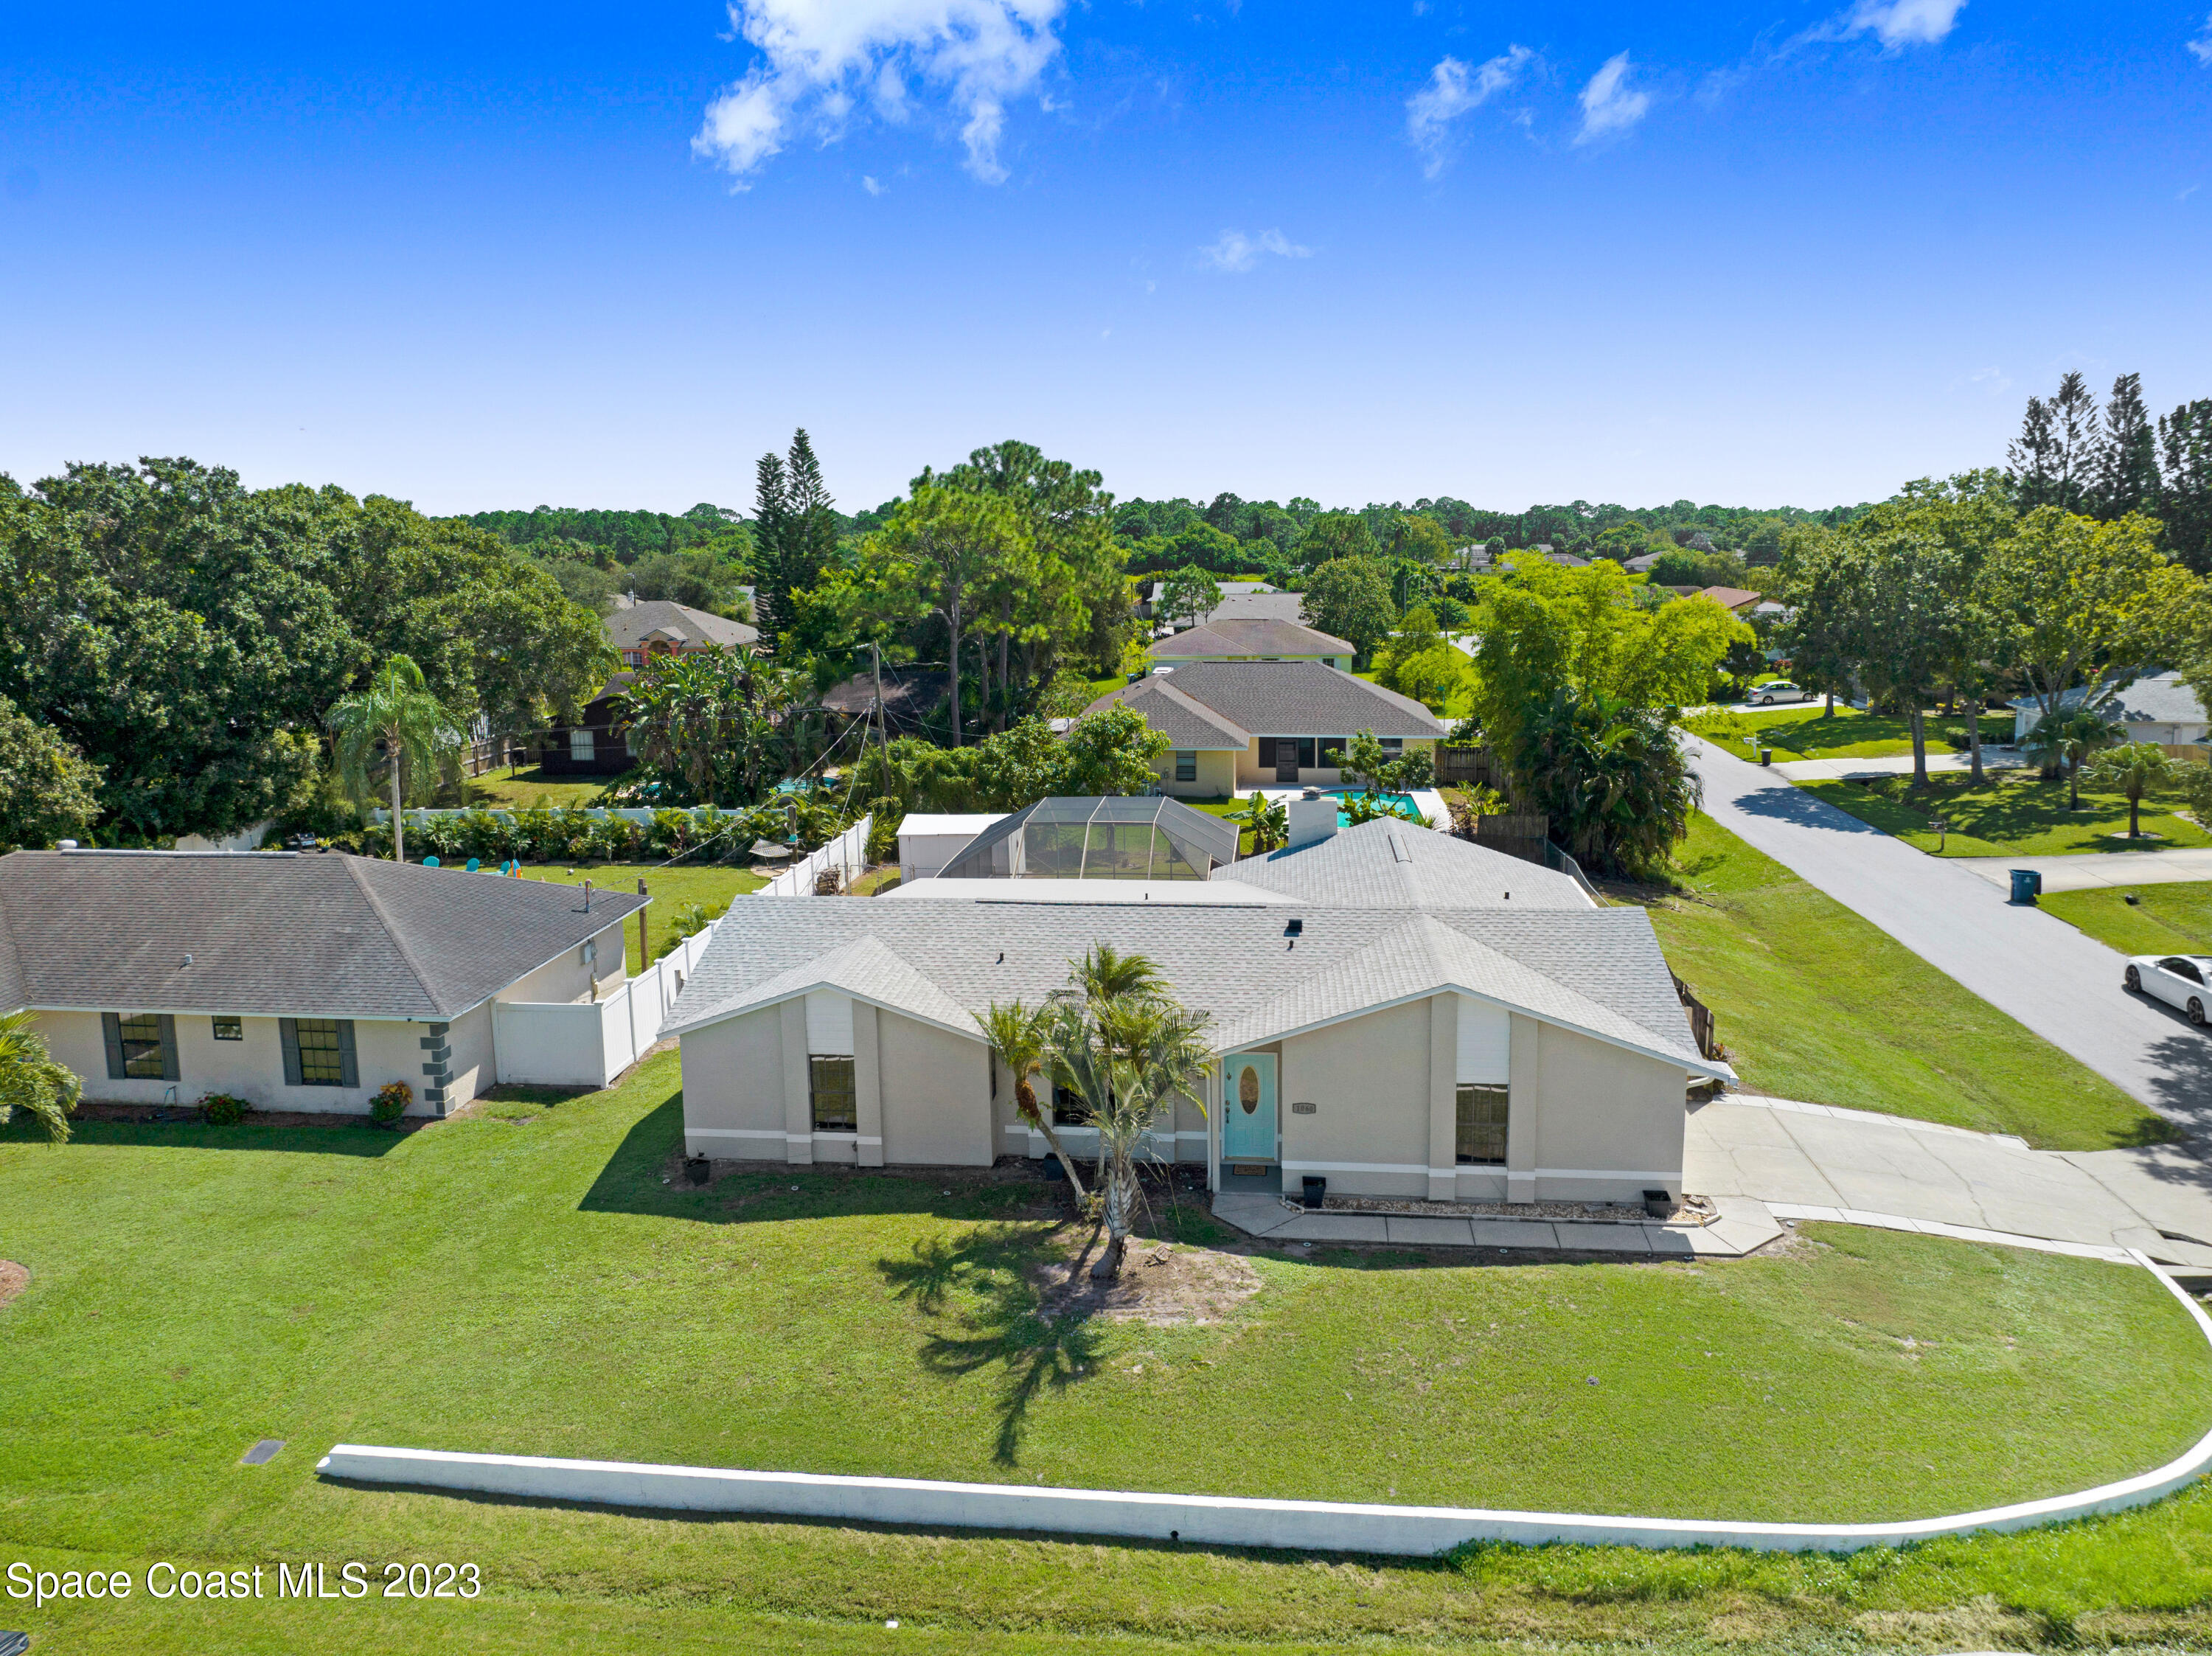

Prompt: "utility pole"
[872,640,890,795]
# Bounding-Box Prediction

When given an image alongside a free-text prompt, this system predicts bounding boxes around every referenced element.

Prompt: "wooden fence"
[1672,973,1720,1062]
[1473,813,1551,865]
[1433,745,1503,788]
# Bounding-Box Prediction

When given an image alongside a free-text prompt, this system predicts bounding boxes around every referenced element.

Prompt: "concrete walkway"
[1211,1191,1784,1257]
[1686,1097,2212,1269]
[1950,846,2212,894]
[1688,735,2212,1131]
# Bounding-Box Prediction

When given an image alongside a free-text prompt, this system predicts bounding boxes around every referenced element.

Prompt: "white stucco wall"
[498,919,630,1005]
[40,1009,446,1116]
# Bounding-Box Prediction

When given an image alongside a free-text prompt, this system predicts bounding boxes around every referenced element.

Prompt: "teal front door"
[1222,1053,1278,1163]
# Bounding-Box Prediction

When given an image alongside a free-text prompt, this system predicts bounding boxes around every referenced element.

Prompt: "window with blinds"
[810,1057,858,1133]
[1455,1084,1509,1165]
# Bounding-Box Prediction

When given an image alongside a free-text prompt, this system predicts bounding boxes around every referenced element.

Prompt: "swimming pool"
[1321,788,1422,825]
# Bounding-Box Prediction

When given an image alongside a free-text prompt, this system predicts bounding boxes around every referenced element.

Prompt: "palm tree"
[2025,708,2123,811]
[328,654,449,863]
[0,1009,82,1144]
[1043,948,1214,1280]
[981,999,1088,1199]
[2082,742,2178,839]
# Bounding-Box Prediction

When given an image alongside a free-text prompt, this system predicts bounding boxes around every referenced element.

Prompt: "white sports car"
[2125,954,2212,1024]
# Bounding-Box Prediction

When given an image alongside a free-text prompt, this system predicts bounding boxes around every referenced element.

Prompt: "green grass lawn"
[4,1051,2211,1653]
[1180,793,1259,856]
[521,862,765,972]
[1684,706,2014,761]
[1798,769,2212,857]
[462,765,613,810]
[2042,880,2212,958]
[1641,815,2168,1149]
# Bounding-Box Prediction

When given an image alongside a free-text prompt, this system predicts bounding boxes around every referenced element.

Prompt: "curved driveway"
[1687,737,2212,1135]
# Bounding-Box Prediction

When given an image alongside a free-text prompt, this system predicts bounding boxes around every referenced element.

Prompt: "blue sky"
[2,1,2209,516]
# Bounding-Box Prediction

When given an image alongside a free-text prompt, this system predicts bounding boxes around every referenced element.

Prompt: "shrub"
[864,796,905,865]
[370,1081,412,1129]
[197,1092,251,1126]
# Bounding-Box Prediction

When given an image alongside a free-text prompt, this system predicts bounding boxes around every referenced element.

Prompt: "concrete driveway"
[1771,749,2026,783]
[1950,846,2212,894]
[1686,1096,2212,1269]
[1688,735,2212,1132]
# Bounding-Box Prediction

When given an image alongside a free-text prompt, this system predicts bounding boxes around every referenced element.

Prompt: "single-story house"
[667,818,1726,1203]
[1695,585,1764,616]
[1142,579,1279,622]
[1085,661,1449,796]
[2014,673,2209,749]
[1146,617,1355,670]
[540,672,637,776]
[821,665,951,741]
[0,849,646,1116]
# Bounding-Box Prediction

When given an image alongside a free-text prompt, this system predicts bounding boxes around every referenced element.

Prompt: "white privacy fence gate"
[759,815,871,897]
[491,915,726,1089]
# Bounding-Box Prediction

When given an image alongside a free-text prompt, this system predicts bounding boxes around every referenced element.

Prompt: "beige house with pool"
[0,848,645,1117]
[668,817,1729,1206]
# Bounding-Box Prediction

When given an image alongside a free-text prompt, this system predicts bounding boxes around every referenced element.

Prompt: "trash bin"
[1301,1176,1327,1210]
[2008,868,2042,905]
[1759,748,1773,766]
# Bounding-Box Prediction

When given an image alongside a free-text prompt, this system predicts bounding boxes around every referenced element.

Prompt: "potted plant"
[370,1081,412,1130]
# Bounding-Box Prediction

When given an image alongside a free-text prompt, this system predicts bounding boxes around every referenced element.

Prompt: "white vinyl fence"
[491,914,726,1089]
[760,815,872,897]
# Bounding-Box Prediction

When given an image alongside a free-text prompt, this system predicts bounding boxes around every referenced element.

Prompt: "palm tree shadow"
[878,1224,1107,1467]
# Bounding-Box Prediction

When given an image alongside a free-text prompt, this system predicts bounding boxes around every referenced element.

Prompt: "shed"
[897,814,1006,885]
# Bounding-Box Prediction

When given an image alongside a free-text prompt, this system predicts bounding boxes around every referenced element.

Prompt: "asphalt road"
[1687,735,2212,1135]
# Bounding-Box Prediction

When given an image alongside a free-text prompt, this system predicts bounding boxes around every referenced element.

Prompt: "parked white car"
[1749,680,1815,705]
[2125,954,2212,1024]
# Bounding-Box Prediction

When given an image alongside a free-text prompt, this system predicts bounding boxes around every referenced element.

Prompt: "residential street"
[1687,735,2212,1133]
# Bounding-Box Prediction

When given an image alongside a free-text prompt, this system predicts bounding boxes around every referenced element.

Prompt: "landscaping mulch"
[1032,1239,1262,1326]
[70,1102,430,1132]
[0,1259,25,1309]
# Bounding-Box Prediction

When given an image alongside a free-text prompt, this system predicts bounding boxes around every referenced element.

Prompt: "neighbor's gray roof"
[1148,579,1278,602]
[1203,591,1307,626]
[1088,661,1448,740]
[1230,819,1590,911]
[665,897,1722,1076]
[605,599,758,651]
[0,850,646,1020]
[1096,677,1251,750]
[1149,618,1354,660]
[2048,674,2207,726]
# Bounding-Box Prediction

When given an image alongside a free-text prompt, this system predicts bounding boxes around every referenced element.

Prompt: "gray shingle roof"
[1097,678,1251,750]
[2049,674,2207,727]
[1088,661,1447,741]
[1230,820,1589,910]
[0,850,647,1020]
[605,599,759,651]
[1150,619,1354,660]
[666,897,1722,1075]
[1204,591,1307,625]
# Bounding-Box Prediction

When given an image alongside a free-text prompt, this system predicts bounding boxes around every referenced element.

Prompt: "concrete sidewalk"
[1686,1096,2212,1269]
[1950,846,2212,894]
[1688,735,2212,1131]
[1771,749,2025,782]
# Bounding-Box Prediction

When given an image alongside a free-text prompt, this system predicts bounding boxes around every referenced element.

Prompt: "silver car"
[1750,680,1815,705]
[2126,954,2212,1023]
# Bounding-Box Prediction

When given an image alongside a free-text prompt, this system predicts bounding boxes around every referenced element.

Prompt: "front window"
[1175,750,1197,782]
[295,1019,347,1086]
[1051,1082,1088,1127]
[569,728,596,762]
[212,1016,243,1042]
[1455,1083,1509,1165]
[810,1057,858,1132]
[116,1014,166,1079]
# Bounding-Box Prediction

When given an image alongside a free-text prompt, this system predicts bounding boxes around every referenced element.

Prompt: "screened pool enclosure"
[935,796,1239,882]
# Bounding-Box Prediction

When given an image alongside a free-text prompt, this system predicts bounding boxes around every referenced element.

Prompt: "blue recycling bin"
[2009,868,2042,905]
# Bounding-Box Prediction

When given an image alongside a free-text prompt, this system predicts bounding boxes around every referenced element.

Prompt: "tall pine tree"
[2008,371,2100,513]
[2159,397,2212,575]
[2092,372,2160,521]
[782,428,838,604]
[752,449,792,642]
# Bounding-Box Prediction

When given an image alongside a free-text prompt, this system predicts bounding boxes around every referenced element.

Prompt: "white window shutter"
[1457,995,1510,1084]
[805,991,855,1056]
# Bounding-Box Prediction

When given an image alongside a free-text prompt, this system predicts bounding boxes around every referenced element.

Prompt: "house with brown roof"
[1694,585,1764,616]
[1086,661,1448,796]
[0,849,648,1116]
[542,598,762,777]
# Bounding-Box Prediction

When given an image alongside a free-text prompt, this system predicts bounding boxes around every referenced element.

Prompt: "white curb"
[317,1247,2212,1557]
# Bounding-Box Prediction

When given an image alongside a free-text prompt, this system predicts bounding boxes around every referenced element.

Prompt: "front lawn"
[1640,815,2168,1149]
[1684,706,2014,762]
[2042,881,2212,958]
[4,1053,2208,1652]
[1798,770,2212,857]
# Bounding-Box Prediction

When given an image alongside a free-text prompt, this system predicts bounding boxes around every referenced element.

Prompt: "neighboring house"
[667,815,1728,1203]
[0,849,645,1117]
[1695,585,1764,616]
[1085,661,1449,796]
[1622,551,1667,574]
[1203,590,1309,627]
[1143,579,1278,623]
[2014,674,2210,748]
[1145,618,1356,669]
[821,665,951,742]
[542,599,760,777]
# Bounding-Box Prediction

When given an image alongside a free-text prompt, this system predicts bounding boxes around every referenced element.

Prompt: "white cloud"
[1845,0,1965,49]
[693,0,1065,187]
[1574,52,1649,144]
[2191,11,2212,64]
[1199,229,1311,274]
[1405,46,1532,178]
[862,174,886,194]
